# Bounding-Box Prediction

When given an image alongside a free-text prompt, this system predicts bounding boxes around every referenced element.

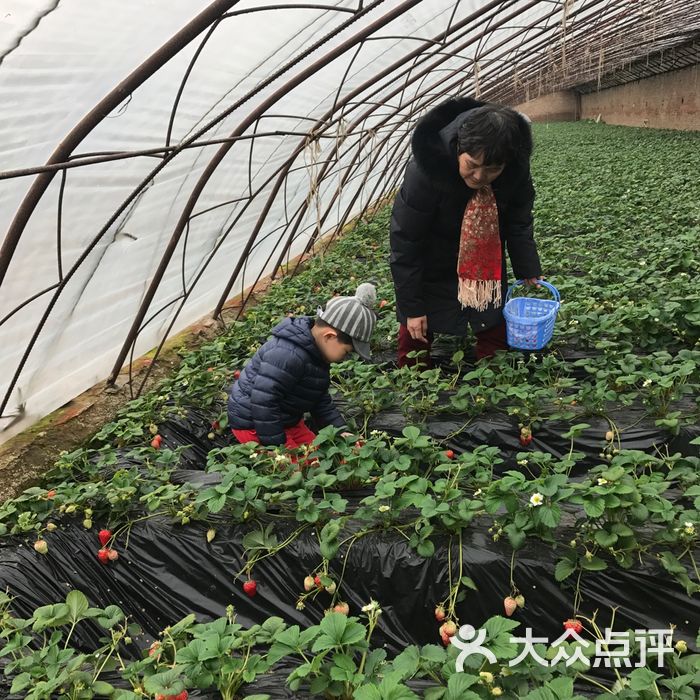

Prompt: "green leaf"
[10,673,32,694]
[548,676,574,699]
[96,605,124,629]
[445,673,480,700]
[143,669,185,695]
[92,680,115,696]
[628,667,662,691]
[460,576,478,591]
[594,530,618,548]
[580,555,607,571]
[583,497,605,518]
[318,612,348,645]
[555,558,577,582]
[66,590,90,622]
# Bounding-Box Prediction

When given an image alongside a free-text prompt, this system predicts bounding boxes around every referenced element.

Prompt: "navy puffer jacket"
[227,316,345,445]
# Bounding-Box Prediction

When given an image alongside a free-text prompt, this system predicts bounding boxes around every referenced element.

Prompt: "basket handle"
[506,279,560,304]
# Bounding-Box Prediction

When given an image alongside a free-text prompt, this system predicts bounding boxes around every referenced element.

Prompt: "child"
[227,283,377,448]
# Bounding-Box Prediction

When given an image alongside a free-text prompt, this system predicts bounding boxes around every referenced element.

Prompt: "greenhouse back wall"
[0,1,699,699]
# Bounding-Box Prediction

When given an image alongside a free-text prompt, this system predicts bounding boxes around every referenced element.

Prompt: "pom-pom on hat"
[317,283,377,360]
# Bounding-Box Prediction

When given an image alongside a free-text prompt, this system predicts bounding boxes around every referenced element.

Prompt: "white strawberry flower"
[378,505,390,513]
[362,599,381,613]
[529,493,544,507]
[474,488,483,497]
[642,379,652,387]
[597,478,608,486]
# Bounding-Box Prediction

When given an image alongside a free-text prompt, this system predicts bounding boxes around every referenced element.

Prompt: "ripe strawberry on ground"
[563,618,583,634]
[233,370,241,379]
[97,548,110,564]
[434,605,446,621]
[503,596,517,617]
[150,434,163,449]
[98,529,112,546]
[379,299,388,308]
[445,449,455,459]
[243,580,257,597]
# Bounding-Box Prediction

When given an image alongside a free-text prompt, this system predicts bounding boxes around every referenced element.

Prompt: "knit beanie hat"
[317,283,377,360]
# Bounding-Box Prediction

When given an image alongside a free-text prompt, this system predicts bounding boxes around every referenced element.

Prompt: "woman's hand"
[407,316,429,342]
[523,276,544,287]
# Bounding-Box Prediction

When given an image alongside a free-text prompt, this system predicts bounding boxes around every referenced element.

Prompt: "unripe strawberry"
[440,631,451,646]
[503,596,517,617]
[303,575,315,592]
[83,518,92,529]
[333,602,350,615]
[440,620,457,637]
[325,581,337,595]
[434,605,446,621]
[46,523,57,532]
[148,641,161,656]
[34,539,48,555]
[107,548,118,561]
[675,639,687,653]
[514,594,525,608]
[206,528,216,543]
[207,432,215,440]
[492,688,503,697]
[46,489,57,499]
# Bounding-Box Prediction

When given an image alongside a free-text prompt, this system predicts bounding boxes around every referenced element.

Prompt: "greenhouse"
[0,1,698,698]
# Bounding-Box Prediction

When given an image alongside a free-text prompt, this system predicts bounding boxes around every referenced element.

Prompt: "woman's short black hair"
[314,318,353,346]
[457,105,528,166]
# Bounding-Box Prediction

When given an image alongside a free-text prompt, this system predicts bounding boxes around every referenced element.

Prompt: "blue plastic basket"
[503,280,561,350]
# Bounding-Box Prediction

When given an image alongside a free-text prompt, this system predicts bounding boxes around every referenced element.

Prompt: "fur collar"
[410,96,533,194]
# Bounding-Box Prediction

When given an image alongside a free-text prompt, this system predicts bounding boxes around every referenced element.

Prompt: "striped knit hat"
[317,283,377,360]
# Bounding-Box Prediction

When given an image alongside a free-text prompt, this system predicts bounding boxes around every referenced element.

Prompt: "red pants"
[232,419,316,448]
[397,320,508,368]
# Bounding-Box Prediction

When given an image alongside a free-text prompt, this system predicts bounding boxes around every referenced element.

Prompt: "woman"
[389,96,543,367]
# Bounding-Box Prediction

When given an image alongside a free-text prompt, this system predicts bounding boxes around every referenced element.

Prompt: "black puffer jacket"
[227,316,345,445]
[390,96,542,335]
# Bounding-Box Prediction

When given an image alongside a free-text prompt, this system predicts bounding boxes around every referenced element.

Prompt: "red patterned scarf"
[457,184,502,311]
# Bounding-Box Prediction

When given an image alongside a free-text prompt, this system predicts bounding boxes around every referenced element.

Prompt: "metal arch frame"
[2,0,698,425]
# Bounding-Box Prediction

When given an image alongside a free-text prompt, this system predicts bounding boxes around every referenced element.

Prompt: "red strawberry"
[314,575,323,589]
[563,618,583,634]
[211,420,220,431]
[98,529,112,547]
[150,435,162,449]
[175,693,188,700]
[440,631,451,646]
[519,435,533,447]
[233,370,241,379]
[97,548,110,564]
[333,602,349,615]
[503,596,517,617]
[148,641,161,656]
[243,580,257,597]
[107,548,118,561]
[434,605,446,621]
[445,450,455,459]
[46,489,57,499]
[379,299,388,308]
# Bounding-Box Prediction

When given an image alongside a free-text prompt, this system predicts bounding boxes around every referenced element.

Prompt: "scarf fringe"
[458,278,501,312]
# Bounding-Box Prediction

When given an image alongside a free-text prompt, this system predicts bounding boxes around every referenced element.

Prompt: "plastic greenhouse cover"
[0,0,554,444]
